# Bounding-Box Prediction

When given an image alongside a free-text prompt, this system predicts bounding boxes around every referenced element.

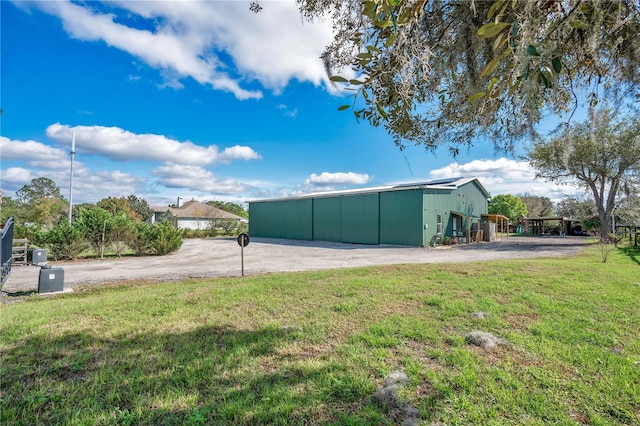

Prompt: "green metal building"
[248,177,490,247]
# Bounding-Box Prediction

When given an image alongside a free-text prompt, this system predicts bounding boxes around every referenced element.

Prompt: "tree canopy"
[616,192,640,226]
[16,177,63,205]
[529,107,640,238]
[14,177,67,227]
[554,196,598,226]
[96,195,153,222]
[206,201,248,218]
[488,193,528,222]
[292,0,640,154]
[519,194,554,217]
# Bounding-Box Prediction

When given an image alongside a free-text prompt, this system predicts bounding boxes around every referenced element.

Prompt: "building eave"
[247,177,490,203]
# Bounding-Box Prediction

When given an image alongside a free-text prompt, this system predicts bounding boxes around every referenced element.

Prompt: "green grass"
[1,244,639,425]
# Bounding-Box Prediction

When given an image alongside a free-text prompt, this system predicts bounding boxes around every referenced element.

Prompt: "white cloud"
[153,162,247,195]
[22,0,337,99]
[70,168,147,200]
[1,126,259,203]
[1,167,35,188]
[46,123,260,166]
[427,158,584,202]
[277,104,298,118]
[0,136,69,167]
[218,146,262,163]
[306,172,373,186]
[1,162,146,203]
[0,135,149,199]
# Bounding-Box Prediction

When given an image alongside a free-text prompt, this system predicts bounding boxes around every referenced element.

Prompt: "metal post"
[237,233,249,277]
[68,130,76,224]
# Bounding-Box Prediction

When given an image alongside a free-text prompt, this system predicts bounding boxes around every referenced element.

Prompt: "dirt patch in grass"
[503,312,540,329]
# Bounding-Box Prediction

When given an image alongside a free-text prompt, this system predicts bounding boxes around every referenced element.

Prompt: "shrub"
[13,224,42,245]
[128,222,156,256]
[593,232,621,263]
[151,221,183,255]
[43,221,88,260]
[110,213,134,257]
[77,207,112,258]
[217,221,248,237]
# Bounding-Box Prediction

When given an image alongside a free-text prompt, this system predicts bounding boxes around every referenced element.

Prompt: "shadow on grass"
[618,246,640,266]
[1,325,384,425]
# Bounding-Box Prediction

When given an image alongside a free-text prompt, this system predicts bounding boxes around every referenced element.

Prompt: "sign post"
[237,233,249,276]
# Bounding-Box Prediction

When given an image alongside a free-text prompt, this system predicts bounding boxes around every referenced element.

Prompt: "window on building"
[436,214,442,235]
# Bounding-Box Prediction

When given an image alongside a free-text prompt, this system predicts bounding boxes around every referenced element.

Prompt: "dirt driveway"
[2,236,589,296]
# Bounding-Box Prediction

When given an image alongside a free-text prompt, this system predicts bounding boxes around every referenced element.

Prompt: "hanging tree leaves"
[291,0,640,155]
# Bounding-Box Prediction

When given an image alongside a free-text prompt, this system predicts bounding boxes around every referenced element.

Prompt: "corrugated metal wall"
[312,197,341,242]
[248,201,280,238]
[380,189,424,246]
[341,193,379,244]
[249,199,312,240]
[249,180,488,246]
[285,199,313,240]
[422,181,489,242]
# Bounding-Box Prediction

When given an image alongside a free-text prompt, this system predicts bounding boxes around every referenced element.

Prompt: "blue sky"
[1,0,584,208]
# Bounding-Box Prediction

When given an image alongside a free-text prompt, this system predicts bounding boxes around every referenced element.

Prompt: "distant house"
[150,200,245,230]
[248,177,490,247]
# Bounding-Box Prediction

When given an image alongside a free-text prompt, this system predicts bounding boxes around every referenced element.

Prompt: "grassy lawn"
[1,244,639,425]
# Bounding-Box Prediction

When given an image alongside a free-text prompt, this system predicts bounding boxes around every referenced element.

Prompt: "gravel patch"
[1,236,589,302]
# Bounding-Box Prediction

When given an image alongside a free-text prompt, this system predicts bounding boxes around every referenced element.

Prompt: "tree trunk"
[599,210,610,241]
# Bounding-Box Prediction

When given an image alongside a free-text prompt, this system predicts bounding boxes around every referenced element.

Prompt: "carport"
[481,214,510,241]
[524,216,580,236]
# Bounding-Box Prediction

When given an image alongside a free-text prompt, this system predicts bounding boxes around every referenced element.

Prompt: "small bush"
[128,222,156,256]
[77,207,112,258]
[152,221,183,255]
[111,213,134,257]
[42,221,88,260]
[595,232,621,263]
[13,224,42,244]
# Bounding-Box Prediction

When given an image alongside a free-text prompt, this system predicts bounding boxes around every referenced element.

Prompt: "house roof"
[247,177,490,203]
[151,200,243,220]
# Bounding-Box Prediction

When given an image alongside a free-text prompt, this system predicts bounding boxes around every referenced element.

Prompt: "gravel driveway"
[2,236,589,297]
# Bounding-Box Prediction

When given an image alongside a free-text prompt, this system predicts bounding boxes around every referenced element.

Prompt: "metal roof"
[248,177,490,203]
[524,216,582,222]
